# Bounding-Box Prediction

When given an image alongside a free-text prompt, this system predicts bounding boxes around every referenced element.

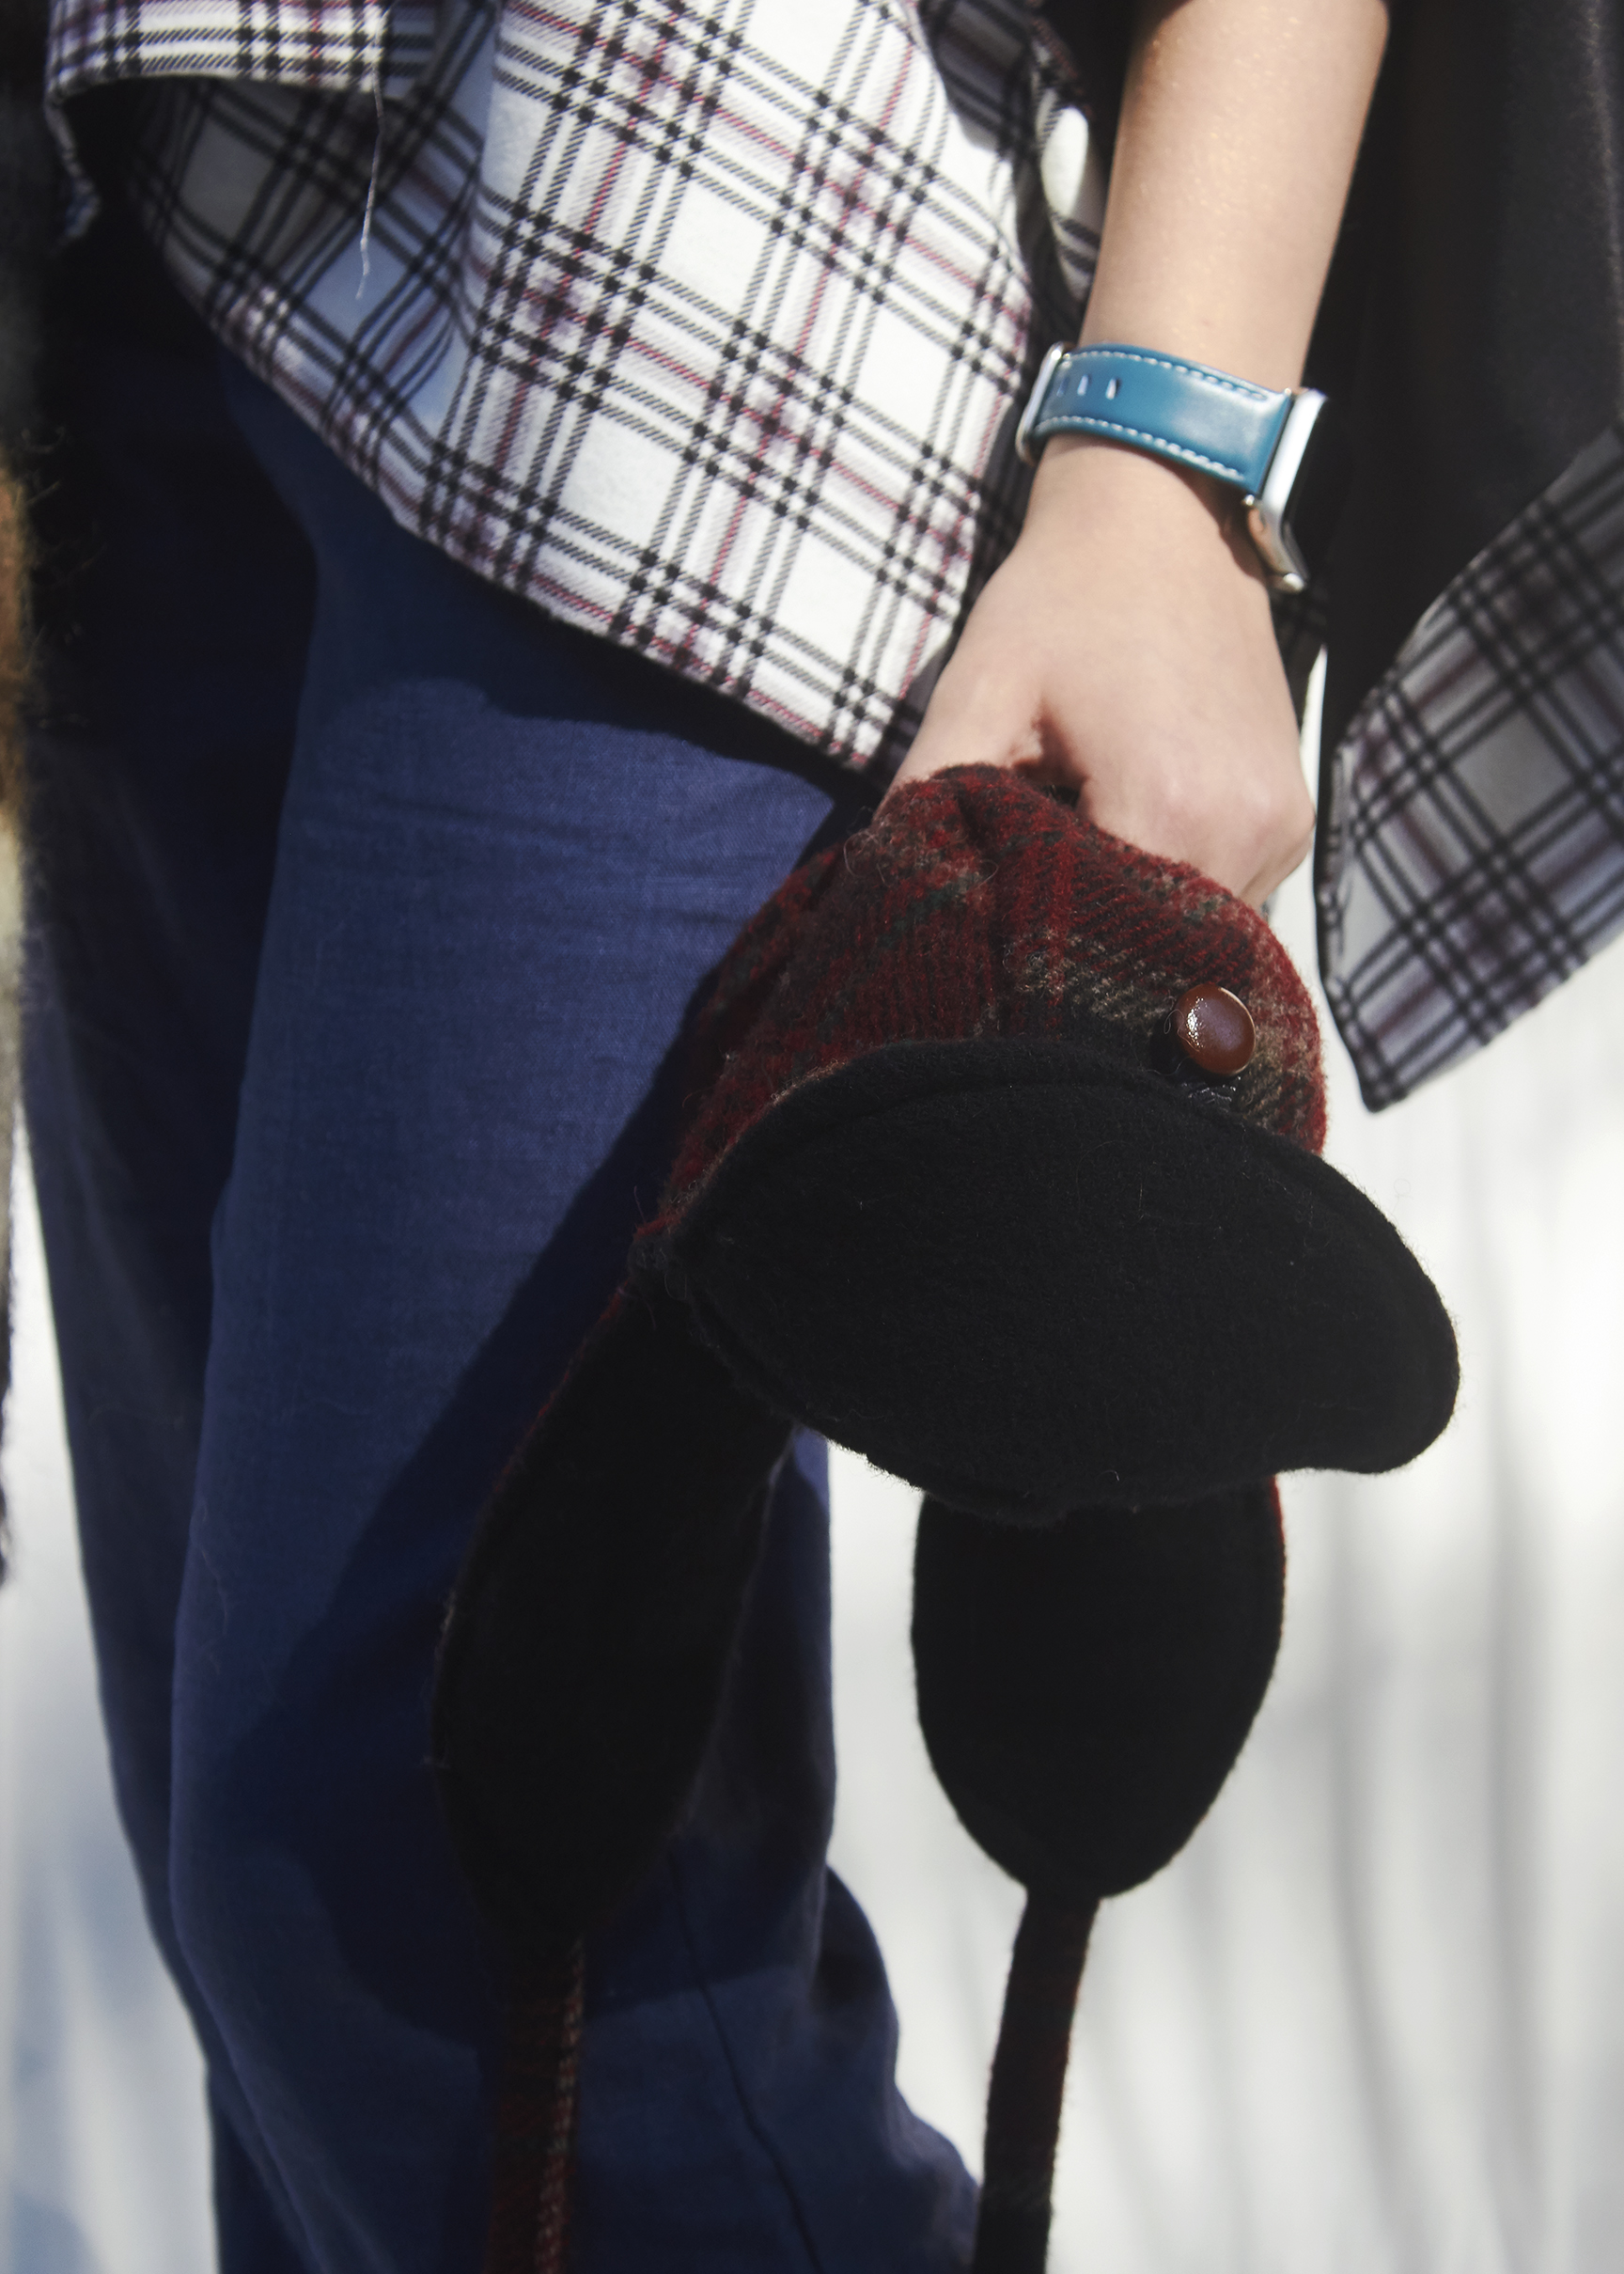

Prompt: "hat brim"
[640,1037,1458,1517]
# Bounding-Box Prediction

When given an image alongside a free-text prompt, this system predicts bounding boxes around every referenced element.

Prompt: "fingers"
[1072,700,1316,906]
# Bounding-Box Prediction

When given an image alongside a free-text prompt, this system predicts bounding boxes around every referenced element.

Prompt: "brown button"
[1172,983,1256,1076]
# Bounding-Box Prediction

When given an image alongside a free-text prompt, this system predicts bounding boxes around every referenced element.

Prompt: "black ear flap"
[432,1286,790,1961]
[913,1486,1286,1906]
[432,1289,791,2274]
[914,1488,1288,2274]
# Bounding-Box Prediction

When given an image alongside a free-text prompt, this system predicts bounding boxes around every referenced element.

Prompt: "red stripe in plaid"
[651,765,1325,1233]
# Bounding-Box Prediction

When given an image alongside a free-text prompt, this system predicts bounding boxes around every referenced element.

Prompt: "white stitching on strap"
[1070,347,1273,404]
[1033,411,1248,484]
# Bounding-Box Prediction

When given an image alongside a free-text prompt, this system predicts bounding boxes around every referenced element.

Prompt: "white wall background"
[0,1144,212,2274]
[7,833,1624,2274]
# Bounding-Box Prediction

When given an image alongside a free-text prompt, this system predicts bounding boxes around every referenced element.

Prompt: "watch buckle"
[1243,388,1326,594]
[1016,342,1068,468]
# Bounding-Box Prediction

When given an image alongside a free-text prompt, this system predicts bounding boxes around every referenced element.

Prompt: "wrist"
[1018,342,1339,592]
[1023,434,1269,595]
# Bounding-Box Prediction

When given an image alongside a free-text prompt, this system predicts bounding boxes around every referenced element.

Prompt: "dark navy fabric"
[24,211,975,2274]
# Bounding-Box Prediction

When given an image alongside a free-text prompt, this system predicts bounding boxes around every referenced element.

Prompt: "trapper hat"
[629,763,1452,1513]
[432,765,1458,2272]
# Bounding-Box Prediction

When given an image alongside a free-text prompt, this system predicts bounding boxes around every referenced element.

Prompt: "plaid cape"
[1317,422,1624,1107]
[46,0,1103,777]
[41,0,1624,1107]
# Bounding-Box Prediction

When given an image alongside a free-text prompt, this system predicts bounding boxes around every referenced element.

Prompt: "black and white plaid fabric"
[46,0,1103,774]
[1318,423,1624,1107]
[42,0,1624,1106]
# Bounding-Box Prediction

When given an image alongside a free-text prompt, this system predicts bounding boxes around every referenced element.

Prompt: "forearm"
[1082,0,1388,389]
[894,0,1388,907]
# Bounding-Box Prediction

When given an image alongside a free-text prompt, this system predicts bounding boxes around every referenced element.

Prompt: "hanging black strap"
[482,1942,586,2274]
[973,1895,1098,2274]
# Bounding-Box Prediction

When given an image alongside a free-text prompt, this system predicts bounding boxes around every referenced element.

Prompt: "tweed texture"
[648,764,1326,1252]
[483,1947,586,2274]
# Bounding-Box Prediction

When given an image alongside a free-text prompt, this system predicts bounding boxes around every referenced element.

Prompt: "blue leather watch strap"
[1017,343,1293,494]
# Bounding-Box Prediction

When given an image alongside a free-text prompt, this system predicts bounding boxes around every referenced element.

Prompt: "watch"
[1015,342,1350,594]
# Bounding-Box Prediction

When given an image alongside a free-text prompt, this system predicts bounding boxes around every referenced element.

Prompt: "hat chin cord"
[975,1896,1098,2274]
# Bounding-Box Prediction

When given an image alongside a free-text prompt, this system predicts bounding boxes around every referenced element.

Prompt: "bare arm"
[891,0,1389,907]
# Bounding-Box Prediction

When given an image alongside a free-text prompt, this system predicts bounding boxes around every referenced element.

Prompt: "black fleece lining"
[914,1486,1285,1904]
[432,1290,790,1957]
[645,1038,1459,1518]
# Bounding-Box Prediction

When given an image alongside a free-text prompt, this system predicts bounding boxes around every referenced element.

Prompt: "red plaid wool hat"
[434,766,1458,2274]
[632,763,1451,1514]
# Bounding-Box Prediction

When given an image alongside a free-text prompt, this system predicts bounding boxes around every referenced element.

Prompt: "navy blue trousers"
[24,212,975,2274]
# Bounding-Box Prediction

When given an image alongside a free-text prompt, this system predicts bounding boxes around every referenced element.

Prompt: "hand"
[889,435,1315,908]
[888,0,1387,907]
